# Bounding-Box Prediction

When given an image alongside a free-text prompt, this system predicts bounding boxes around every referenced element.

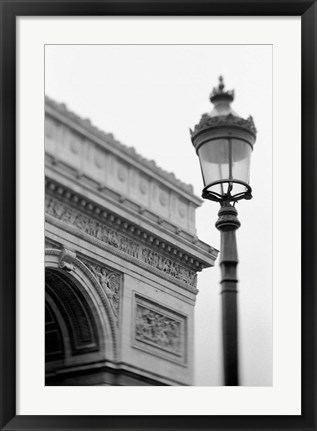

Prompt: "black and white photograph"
[44,44,272,387]
[2,3,316,428]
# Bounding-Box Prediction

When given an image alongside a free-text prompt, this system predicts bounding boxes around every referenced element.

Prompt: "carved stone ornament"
[58,248,76,271]
[84,262,121,321]
[135,302,184,357]
[190,113,257,139]
[45,196,197,287]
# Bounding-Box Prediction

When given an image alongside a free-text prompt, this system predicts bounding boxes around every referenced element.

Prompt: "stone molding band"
[45,195,198,289]
[45,177,216,262]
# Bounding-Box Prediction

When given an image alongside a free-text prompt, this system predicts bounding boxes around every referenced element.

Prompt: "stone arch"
[45,269,100,361]
[45,249,118,367]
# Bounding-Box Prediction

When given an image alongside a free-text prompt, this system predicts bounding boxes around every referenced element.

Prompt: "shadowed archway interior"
[45,268,100,361]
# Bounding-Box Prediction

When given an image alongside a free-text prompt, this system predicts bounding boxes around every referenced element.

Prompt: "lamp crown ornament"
[209,75,235,104]
[190,76,257,140]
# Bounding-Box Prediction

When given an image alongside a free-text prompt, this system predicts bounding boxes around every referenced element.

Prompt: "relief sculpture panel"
[84,262,121,323]
[133,295,186,363]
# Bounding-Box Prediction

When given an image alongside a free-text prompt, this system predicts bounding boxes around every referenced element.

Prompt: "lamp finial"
[218,75,225,92]
[210,76,234,104]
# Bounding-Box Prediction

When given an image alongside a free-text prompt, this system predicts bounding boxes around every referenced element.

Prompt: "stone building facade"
[45,97,218,386]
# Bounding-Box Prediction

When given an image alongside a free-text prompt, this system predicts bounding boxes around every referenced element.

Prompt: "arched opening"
[45,267,110,385]
[45,249,118,385]
[45,268,100,360]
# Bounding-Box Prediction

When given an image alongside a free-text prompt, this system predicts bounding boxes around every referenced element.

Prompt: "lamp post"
[190,76,257,386]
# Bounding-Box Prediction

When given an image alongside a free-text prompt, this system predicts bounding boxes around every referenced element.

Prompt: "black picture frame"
[1,1,316,430]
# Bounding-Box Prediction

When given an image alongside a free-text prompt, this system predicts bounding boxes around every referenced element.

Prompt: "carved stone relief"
[134,295,186,361]
[84,262,121,322]
[45,196,197,288]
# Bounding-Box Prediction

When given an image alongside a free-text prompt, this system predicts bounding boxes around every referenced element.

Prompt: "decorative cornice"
[190,113,257,140]
[45,194,199,289]
[45,178,218,266]
[45,96,194,194]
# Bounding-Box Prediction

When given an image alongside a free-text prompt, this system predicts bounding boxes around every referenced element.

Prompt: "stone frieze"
[45,196,197,287]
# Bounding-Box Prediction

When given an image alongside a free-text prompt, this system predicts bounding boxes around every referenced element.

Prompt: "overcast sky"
[45,44,272,386]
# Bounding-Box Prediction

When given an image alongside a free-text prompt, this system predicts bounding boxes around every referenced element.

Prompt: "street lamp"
[190,76,257,386]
